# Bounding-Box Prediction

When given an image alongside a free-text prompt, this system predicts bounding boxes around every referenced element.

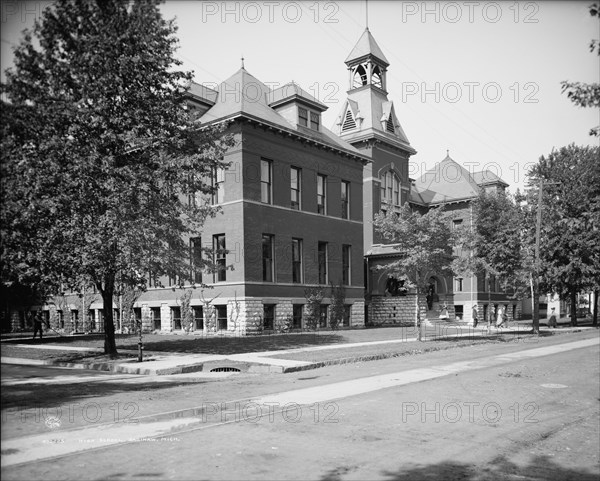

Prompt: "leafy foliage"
[528,144,600,324]
[560,3,600,136]
[304,287,324,331]
[374,204,456,296]
[329,282,346,330]
[0,0,234,355]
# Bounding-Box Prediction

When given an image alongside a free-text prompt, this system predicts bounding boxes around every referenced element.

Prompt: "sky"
[2,1,598,192]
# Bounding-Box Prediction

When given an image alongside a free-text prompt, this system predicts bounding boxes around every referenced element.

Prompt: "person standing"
[472,304,479,328]
[32,312,44,340]
[548,307,558,328]
[496,305,506,328]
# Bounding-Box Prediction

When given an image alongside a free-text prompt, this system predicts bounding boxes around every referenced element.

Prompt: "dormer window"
[298,106,320,131]
[298,107,308,127]
[310,112,319,131]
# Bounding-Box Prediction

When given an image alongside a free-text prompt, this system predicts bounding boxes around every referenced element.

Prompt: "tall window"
[262,234,274,282]
[215,305,227,330]
[341,181,350,219]
[261,159,272,204]
[291,166,301,209]
[455,277,463,292]
[298,107,308,127]
[292,238,303,283]
[380,171,401,206]
[317,174,327,214]
[213,234,226,282]
[292,304,303,329]
[263,304,275,331]
[310,112,320,130]
[342,244,351,285]
[190,237,202,284]
[212,168,224,205]
[318,241,328,284]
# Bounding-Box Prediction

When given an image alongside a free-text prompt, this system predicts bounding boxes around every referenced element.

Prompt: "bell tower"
[336,28,417,253]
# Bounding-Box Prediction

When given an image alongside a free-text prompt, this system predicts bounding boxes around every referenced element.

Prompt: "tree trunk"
[593,289,598,327]
[530,274,540,334]
[415,291,421,341]
[100,279,118,358]
[570,289,578,327]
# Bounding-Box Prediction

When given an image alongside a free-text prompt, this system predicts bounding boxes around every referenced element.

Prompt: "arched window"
[353,65,368,88]
[380,170,401,206]
[372,65,383,89]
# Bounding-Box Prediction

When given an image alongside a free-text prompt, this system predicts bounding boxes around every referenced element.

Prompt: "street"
[1,330,599,480]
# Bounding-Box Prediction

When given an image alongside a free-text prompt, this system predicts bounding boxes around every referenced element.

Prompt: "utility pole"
[531,179,560,334]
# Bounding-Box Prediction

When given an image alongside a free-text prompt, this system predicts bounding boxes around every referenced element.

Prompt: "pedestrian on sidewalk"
[548,307,558,328]
[496,305,507,328]
[472,304,479,328]
[32,312,44,340]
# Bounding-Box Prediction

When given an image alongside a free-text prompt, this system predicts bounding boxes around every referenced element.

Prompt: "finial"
[446,149,449,157]
[241,55,245,69]
[366,0,369,30]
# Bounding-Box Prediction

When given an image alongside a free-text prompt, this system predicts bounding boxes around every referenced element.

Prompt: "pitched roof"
[268,82,327,111]
[198,67,291,128]
[412,153,481,204]
[345,28,389,66]
[471,170,509,187]
[410,154,510,205]
[196,68,368,160]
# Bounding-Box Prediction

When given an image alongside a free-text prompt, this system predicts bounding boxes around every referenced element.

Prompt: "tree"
[528,144,600,327]
[560,3,600,136]
[453,191,537,332]
[0,0,234,356]
[373,204,455,340]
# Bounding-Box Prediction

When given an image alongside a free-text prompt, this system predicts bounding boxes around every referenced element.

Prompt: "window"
[343,305,351,327]
[310,112,319,130]
[353,64,367,88]
[380,171,401,206]
[215,305,227,330]
[262,234,274,282]
[263,304,275,331]
[318,242,328,284]
[342,244,351,285]
[341,181,350,219]
[193,306,203,330]
[317,174,327,214]
[319,305,328,328]
[213,234,226,282]
[292,304,303,329]
[455,305,464,320]
[372,65,383,89]
[171,306,182,330]
[298,107,308,127]
[211,168,224,205]
[151,307,161,330]
[190,237,203,284]
[291,166,301,209]
[292,238,303,283]
[452,219,464,230]
[261,159,272,204]
[455,277,463,292]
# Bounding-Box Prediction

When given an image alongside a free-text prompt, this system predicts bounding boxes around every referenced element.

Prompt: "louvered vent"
[386,115,395,133]
[342,110,356,131]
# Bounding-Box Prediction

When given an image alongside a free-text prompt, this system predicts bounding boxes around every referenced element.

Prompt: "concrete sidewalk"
[4,323,591,375]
